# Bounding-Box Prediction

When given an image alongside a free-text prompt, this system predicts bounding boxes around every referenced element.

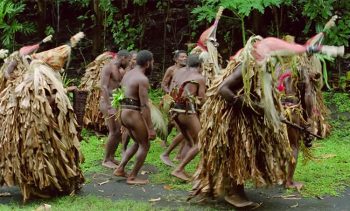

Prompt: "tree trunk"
[36,0,47,37]
[92,0,104,56]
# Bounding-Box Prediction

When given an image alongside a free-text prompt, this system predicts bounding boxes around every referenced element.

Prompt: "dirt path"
[1,166,349,211]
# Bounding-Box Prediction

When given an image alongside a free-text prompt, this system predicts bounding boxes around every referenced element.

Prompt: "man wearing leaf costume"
[113,50,156,185]
[99,50,131,169]
[0,32,85,201]
[276,17,344,190]
[189,35,341,207]
[0,35,52,92]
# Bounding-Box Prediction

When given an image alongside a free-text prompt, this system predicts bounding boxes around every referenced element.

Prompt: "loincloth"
[120,98,141,111]
[170,102,197,115]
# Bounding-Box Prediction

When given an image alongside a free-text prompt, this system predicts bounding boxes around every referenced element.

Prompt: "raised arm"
[161,67,173,93]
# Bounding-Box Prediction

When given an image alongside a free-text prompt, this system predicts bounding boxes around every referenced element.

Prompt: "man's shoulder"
[166,65,177,72]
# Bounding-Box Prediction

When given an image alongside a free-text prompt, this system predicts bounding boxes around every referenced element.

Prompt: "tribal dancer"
[0,32,85,202]
[189,35,336,207]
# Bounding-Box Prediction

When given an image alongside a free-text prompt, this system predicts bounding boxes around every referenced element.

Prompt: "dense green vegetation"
[0,0,349,86]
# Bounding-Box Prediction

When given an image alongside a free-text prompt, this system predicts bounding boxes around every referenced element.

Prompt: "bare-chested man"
[168,55,206,181]
[161,50,187,93]
[114,50,156,185]
[122,50,138,153]
[160,50,188,164]
[100,50,130,169]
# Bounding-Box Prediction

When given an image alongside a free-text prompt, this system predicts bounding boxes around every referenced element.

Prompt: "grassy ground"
[1,91,350,210]
[0,196,155,211]
[81,91,350,197]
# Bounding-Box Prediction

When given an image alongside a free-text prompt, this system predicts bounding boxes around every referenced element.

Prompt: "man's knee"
[109,131,122,139]
[140,142,150,151]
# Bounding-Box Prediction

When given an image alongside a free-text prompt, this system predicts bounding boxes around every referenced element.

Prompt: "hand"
[66,86,78,92]
[148,128,156,140]
[108,108,117,116]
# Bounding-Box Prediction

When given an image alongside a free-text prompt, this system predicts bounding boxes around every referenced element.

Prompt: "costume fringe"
[191,36,292,199]
[0,60,84,202]
[79,52,114,132]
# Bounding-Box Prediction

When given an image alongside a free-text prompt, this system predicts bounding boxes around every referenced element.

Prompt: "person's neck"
[175,63,183,68]
[135,65,146,74]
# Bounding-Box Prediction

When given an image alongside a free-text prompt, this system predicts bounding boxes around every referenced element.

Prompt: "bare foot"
[160,154,175,167]
[171,169,190,181]
[102,161,118,169]
[160,140,167,148]
[224,194,255,208]
[113,168,128,178]
[111,159,120,165]
[173,155,182,162]
[126,177,149,185]
[285,181,304,191]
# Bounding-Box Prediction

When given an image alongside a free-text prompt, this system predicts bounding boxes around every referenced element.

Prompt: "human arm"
[4,60,18,79]
[197,77,207,104]
[218,65,244,105]
[161,67,173,93]
[139,77,156,140]
[100,64,114,112]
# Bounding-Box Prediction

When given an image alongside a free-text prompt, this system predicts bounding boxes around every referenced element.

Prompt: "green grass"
[80,129,106,173]
[0,195,155,211]
[294,119,350,197]
[323,92,350,113]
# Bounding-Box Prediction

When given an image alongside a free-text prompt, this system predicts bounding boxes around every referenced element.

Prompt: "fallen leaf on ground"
[98,190,104,193]
[35,204,51,211]
[272,194,297,198]
[142,187,146,192]
[149,197,161,202]
[0,192,11,197]
[251,202,263,210]
[320,154,336,159]
[290,202,299,208]
[163,185,172,190]
[316,195,324,200]
[141,170,150,175]
[98,180,109,186]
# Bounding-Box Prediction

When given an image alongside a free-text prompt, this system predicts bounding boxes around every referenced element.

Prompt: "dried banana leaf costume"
[79,52,116,132]
[0,36,52,92]
[190,7,223,86]
[191,36,293,198]
[0,33,84,202]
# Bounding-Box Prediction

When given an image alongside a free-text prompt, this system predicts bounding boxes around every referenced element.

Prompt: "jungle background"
[1,0,350,88]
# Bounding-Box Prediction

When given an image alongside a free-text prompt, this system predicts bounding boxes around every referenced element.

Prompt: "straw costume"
[0,35,52,92]
[0,33,85,202]
[79,52,116,132]
[190,7,223,86]
[191,36,297,199]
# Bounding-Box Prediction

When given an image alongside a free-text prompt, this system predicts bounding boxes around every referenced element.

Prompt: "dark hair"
[117,49,130,57]
[173,50,187,60]
[187,54,201,68]
[136,50,153,66]
[130,50,138,56]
